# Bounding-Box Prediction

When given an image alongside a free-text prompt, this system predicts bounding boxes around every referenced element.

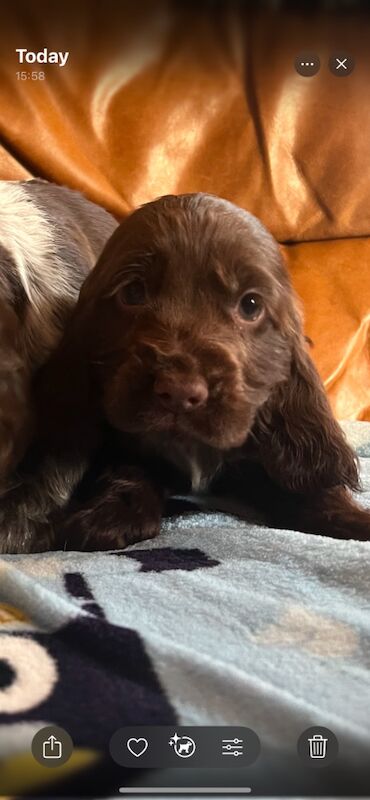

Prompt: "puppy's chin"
[104,401,253,452]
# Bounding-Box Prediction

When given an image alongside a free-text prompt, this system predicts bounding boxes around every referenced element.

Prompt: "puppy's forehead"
[115,194,281,280]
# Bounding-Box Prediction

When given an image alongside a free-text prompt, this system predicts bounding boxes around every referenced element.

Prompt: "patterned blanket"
[0,422,369,797]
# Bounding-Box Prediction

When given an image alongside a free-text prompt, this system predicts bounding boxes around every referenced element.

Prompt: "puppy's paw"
[56,478,164,551]
[301,487,370,541]
[324,506,370,542]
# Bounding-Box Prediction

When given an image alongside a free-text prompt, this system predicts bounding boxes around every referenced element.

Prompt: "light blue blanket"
[0,422,369,796]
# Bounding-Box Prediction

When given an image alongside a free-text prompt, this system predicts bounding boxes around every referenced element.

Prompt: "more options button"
[294,53,320,77]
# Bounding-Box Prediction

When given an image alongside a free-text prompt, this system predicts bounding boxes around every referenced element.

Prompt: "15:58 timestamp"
[16,71,45,80]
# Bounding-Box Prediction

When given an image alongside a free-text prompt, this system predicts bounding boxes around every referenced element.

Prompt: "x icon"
[329,54,354,76]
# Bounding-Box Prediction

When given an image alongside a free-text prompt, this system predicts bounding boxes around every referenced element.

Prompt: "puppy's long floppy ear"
[33,221,129,450]
[252,333,359,495]
[33,274,101,452]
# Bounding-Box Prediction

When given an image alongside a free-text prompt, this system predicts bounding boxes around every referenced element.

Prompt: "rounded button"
[31,725,73,767]
[329,53,355,76]
[295,53,320,77]
[297,726,338,767]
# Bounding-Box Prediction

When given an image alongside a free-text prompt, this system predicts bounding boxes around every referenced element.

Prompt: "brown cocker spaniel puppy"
[0,193,369,552]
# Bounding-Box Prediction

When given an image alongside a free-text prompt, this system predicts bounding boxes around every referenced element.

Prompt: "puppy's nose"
[154,376,208,412]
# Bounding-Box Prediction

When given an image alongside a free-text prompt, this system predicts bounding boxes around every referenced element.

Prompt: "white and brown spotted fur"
[0,179,117,480]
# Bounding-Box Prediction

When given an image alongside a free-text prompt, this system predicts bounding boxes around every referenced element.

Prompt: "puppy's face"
[83,194,296,451]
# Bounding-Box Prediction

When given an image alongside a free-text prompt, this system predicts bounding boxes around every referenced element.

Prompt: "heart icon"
[126,737,149,758]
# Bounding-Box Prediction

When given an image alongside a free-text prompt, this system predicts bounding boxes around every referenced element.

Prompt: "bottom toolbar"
[110,727,260,769]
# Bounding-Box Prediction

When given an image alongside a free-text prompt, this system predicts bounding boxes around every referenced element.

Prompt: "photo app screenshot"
[0,0,369,797]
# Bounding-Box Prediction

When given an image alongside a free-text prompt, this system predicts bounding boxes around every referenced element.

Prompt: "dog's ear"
[252,335,359,494]
[33,224,127,450]
[33,278,100,451]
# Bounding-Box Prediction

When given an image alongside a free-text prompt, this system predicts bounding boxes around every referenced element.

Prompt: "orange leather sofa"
[0,1,369,419]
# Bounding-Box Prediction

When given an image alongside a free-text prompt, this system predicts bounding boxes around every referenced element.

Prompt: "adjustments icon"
[222,737,244,758]
[169,732,196,758]
[329,53,355,76]
[297,726,338,768]
[32,725,73,767]
[295,53,320,77]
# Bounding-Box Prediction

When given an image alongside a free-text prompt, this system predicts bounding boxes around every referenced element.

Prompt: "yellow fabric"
[0,1,369,417]
[0,749,100,796]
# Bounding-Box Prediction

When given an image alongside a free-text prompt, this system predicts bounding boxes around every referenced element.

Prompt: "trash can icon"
[308,733,328,759]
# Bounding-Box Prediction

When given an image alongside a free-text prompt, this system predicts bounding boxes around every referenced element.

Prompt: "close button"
[329,53,355,76]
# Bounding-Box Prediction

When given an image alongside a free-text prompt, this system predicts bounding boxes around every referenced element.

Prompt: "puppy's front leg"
[0,449,89,554]
[55,464,166,551]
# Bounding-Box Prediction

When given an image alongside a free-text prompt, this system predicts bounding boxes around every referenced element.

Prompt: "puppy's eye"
[120,279,146,306]
[239,292,264,322]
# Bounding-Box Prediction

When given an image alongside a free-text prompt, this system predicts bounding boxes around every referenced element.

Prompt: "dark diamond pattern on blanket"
[64,573,106,618]
[64,572,95,600]
[115,546,220,572]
